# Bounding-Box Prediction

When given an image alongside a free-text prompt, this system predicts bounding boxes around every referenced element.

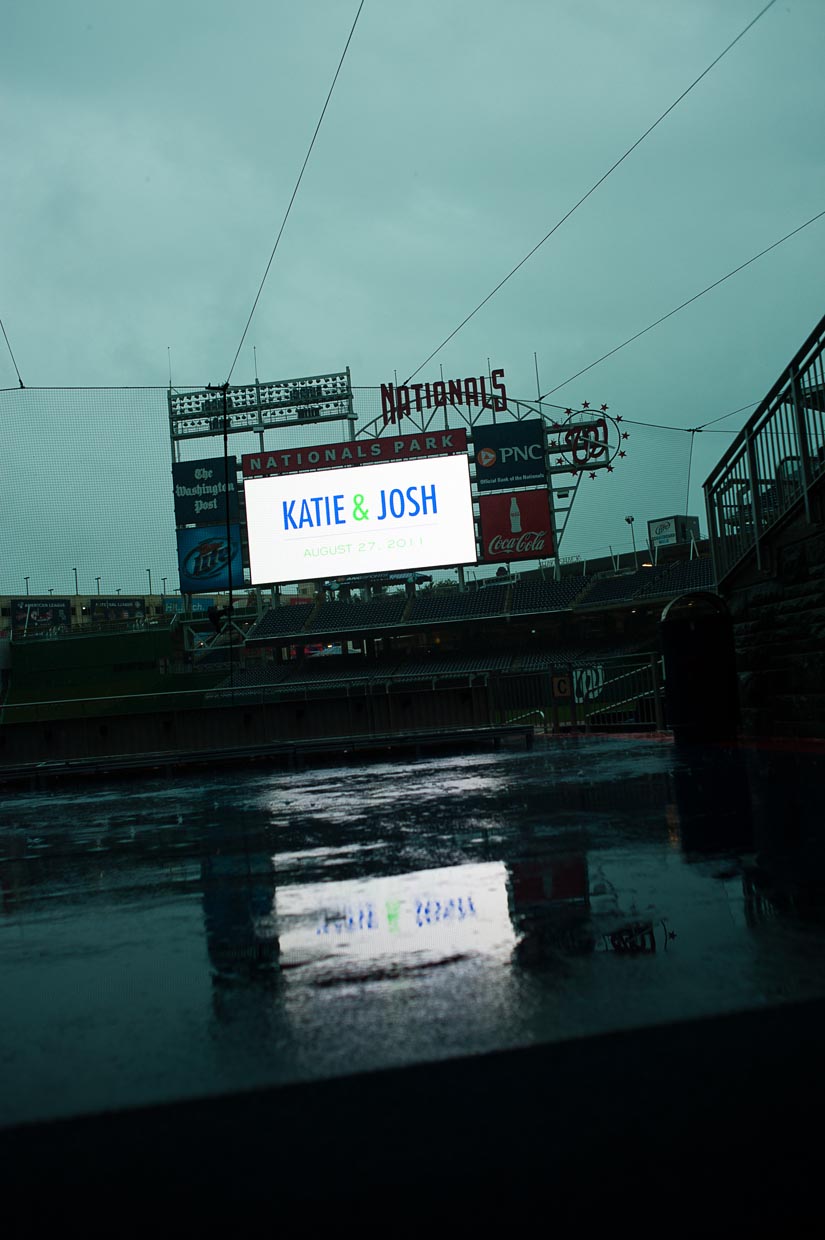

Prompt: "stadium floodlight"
[24,576,29,595]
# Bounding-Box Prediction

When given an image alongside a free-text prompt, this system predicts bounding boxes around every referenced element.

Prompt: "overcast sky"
[3,0,825,596]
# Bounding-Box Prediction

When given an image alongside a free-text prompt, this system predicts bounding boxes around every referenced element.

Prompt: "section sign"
[244,454,478,585]
[478,489,554,562]
[472,420,546,491]
[176,523,244,593]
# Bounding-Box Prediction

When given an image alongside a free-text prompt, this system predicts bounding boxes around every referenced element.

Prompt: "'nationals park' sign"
[242,430,468,478]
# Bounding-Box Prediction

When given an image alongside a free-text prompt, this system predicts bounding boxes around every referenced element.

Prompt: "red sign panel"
[242,430,467,478]
[478,489,554,562]
[510,855,588,911]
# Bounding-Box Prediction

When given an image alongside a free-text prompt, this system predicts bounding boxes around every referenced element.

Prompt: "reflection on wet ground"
[2,735,825,1127]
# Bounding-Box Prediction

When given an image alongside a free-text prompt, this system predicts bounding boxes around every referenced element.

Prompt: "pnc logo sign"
[500,444,543,463]
[472,419,546,492]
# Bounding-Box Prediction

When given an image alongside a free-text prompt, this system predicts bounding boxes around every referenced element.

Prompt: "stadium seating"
[406,584,509,624]
[245,603,313,641]
[574,573,646,607]
[240,558,717,650]
[511,643,647,671]
[631,565,677,599]
[392,653,514,680]
[303,596,407,634]
[513,648,587,671]
[666,557,715,593]
[510,577,591,614]
[204,663,292,700]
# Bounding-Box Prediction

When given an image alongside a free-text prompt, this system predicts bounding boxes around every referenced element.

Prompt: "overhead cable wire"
[0,318,25,387]
[1,385,193,392]
[225,0,365,384]
[402,0,779,385]
[698,399,762,427]
[619,399,760,432]
[620,418,733,432]
[539,206,825,399]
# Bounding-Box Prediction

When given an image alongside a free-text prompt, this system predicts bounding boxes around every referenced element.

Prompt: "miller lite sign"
[176,523,245,593]
[478,489,554,562]
[646,514,700,549]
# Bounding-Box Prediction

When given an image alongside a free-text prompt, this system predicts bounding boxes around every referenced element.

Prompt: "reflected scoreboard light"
[275,862,515,979]
[243,454,478,585]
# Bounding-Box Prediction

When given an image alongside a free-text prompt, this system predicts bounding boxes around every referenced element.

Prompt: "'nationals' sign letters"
[242,430,468,479]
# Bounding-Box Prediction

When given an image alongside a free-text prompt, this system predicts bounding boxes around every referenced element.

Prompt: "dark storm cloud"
[2,0,824,589]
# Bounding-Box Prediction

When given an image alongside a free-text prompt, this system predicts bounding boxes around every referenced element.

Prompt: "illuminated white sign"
[244,454,478,584]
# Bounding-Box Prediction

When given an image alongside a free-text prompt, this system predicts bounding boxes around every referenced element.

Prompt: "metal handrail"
[704,312,825,584]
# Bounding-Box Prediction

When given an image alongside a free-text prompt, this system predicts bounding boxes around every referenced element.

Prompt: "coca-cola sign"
[478,489,554,562]
[488,530,547,555]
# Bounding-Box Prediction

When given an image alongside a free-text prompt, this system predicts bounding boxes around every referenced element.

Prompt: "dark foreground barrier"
[2,997,824,1226]
[661,592,740,742]
[0,681,497,775]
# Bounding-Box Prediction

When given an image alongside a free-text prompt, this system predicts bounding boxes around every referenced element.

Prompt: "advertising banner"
[90,597,146,622]
[472,420,546,492]
[244,454,477,585]
[163,596,216,613]
[176,524,244,593]
[11,598,72,638]
[478,489,554,562]
[242,429,467,478]
[172,457,239,526]
[647,515,700,548]
[648,517,677,547]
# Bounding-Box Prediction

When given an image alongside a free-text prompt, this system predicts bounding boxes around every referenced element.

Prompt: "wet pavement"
[2,733,825,1129]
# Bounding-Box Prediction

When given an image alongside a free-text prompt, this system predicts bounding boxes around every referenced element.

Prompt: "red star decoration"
[582,400,590,409]
[564,409,572,416]
[607,465,614,472]
[589,472,597,480]
[619,450,626,458]
[622,432,629,440]
[556,457,564,466]
[600,403,609,412]
[615,415,623,422]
